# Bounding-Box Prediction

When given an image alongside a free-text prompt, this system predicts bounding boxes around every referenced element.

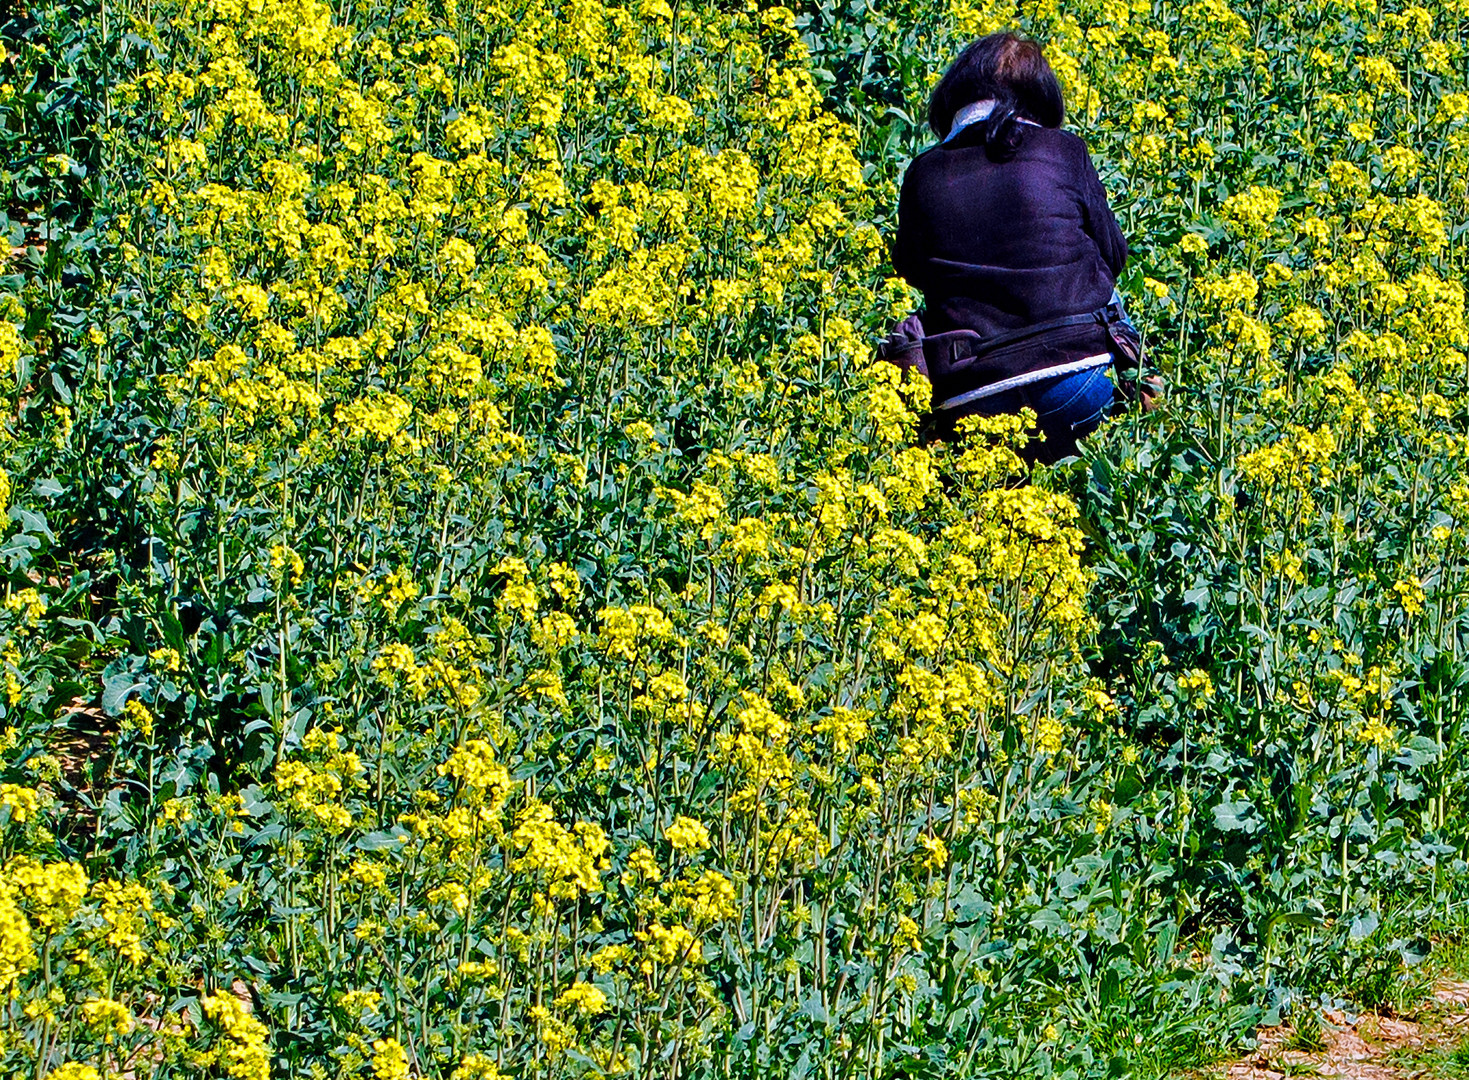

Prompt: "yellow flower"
[1356,718,1397,749]
[371,1038,411,1080]
[664,816,712,854]
[555,981,608,1016]
[8,857,86,930]
[0,883,35,989]
[350,860,388,890]
[1177,669,1215,705]
[546,562,581,601]
[451,1055,503,1080]
[121,699,155,738]
[90,879,153,964]
[80,997,134,1038]
[635,922,700,969]
[621,846,661,887]
[597,604,675,660]
[438,740,514,805]
[149,646,182,672]
[1033,715,1066,759]
[268,543,305,585]
[0,785,41,824]
[45,1067,101,1080]
[892,915,922,953]
[492,557,538,620]
[512,803,607,899]
[814,707,868,755]
[1392,576,1425,616]
[1222,184,1281,234]
[916,834,948,871]
[201,993,271,1080]
[4,589,45,626]
[339,989,382,1015]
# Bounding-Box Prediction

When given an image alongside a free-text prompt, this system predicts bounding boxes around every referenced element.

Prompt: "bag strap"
[945,301,1120,361]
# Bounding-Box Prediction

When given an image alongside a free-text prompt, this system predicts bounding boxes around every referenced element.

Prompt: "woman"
[892,33,1145,463]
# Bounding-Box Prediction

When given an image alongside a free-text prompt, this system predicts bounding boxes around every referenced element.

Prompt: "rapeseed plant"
[0,0,1464,1071]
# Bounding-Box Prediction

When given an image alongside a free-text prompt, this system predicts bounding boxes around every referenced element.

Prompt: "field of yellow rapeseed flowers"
[0,0,1466,1074]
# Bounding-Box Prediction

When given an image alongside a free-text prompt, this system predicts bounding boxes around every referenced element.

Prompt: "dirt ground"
[1221,981,1469,1080]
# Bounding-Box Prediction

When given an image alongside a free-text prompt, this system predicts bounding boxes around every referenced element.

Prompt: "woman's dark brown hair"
[928,33,1065,160]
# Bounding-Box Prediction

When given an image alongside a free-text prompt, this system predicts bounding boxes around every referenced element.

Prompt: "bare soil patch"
[1220,981,1469,1080]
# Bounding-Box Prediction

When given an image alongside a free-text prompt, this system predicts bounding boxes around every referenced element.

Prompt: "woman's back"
[893,123,1127,338]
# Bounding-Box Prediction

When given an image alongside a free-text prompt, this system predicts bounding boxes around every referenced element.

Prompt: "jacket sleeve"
[891,170,926,288]
[1078,145,1128,279]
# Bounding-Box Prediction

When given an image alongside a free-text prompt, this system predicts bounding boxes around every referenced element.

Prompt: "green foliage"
[0,0,1464,1075]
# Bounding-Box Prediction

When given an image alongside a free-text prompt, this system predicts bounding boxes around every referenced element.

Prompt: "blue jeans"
[973,362,1114,464]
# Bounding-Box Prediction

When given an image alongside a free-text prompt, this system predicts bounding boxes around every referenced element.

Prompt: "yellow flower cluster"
[511,802,609,900]
[200,993,272,1080]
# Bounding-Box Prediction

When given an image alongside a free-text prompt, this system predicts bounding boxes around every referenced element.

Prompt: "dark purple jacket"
[892,123,1128,402]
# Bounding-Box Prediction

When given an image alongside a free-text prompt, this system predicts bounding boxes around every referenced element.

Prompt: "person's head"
[928,33,1064,157]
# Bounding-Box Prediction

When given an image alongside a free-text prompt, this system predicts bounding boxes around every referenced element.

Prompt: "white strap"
[934,354,1112,412]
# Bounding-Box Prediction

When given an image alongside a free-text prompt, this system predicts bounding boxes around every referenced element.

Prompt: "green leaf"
[1212,799,1261,834]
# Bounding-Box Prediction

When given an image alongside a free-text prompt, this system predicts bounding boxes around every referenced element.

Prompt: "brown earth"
[1221,981,1469,1080]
